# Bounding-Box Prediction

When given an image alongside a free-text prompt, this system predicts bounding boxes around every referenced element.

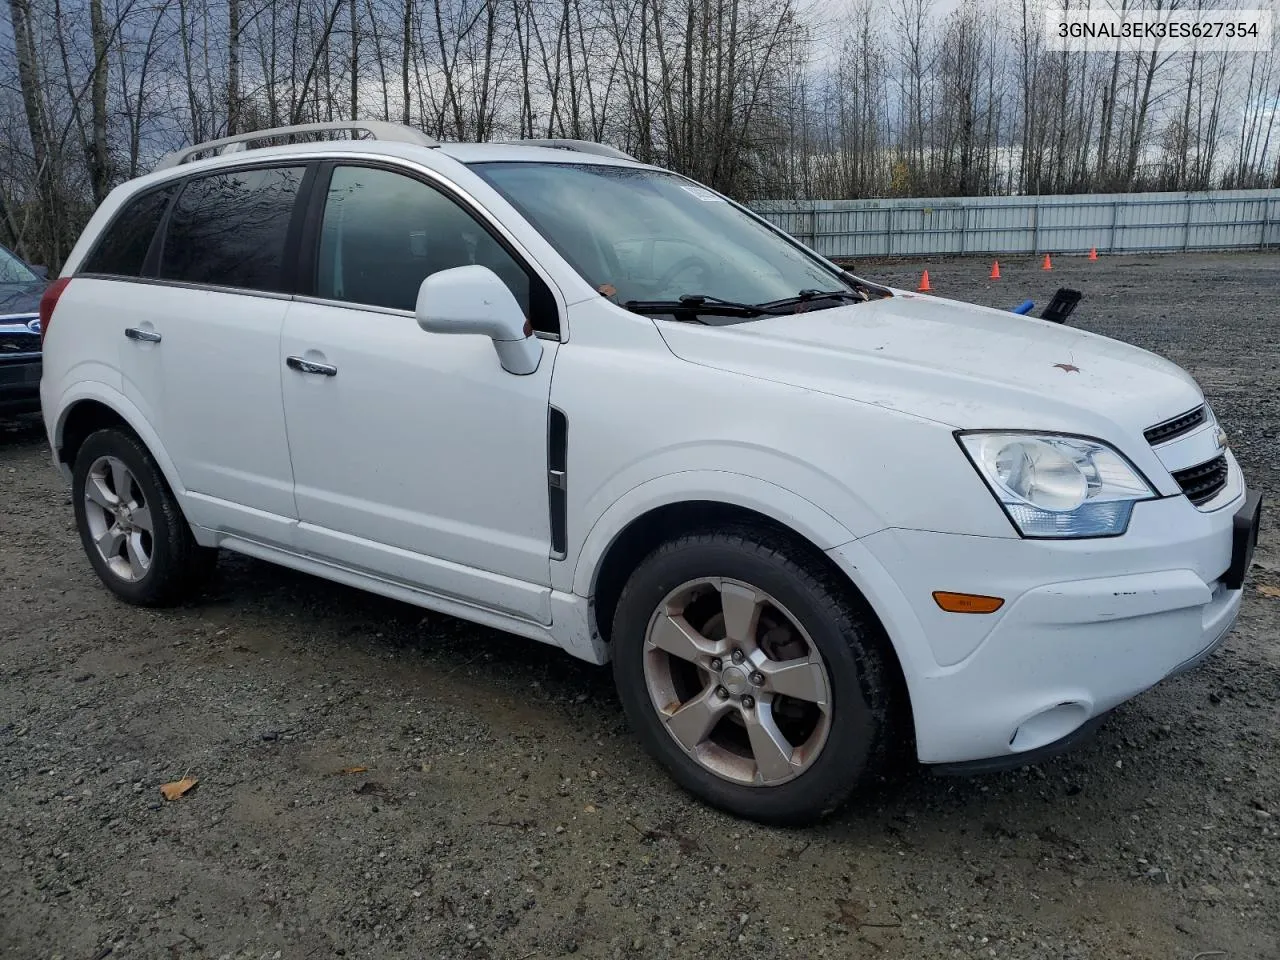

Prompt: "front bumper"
[830,483,1256,767]
[0,358,42,413]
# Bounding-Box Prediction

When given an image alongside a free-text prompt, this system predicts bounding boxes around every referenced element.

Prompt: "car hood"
[0,282,44,318]
[655,291,1203,436]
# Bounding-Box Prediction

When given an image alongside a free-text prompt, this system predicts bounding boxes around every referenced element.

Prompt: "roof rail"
[153,121,439,172]
[503,139,637,162]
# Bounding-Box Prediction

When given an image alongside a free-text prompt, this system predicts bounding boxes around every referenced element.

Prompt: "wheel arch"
[586,495,916,762]
[53,388,187,500]
[587,500,831,645]
[575,471,892,659]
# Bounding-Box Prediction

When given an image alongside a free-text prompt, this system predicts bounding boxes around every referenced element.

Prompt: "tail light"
[38,277,71,346]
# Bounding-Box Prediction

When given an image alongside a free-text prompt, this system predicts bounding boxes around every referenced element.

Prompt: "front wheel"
[612,527,898,825]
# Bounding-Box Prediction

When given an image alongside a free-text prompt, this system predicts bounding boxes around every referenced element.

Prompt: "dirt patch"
[2,252,1278,959]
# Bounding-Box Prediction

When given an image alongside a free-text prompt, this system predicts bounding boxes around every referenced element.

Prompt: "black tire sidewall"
[71,429,188,605]
[612,533,886,825]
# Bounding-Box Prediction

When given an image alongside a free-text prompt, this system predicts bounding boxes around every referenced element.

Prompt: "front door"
[279,163,560,623]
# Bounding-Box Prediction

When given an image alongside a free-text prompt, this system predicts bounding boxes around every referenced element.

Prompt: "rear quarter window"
[159,166,305,293]
[80,186,175,277]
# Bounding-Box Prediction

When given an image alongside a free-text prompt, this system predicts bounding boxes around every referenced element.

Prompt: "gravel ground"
[2,252,1278,960]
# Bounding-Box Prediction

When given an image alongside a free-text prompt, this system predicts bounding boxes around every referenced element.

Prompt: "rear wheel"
[612,527,897,824]
[72,428,215,606]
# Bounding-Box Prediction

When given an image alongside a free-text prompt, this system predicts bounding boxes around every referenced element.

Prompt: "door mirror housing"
[415,265,542,375]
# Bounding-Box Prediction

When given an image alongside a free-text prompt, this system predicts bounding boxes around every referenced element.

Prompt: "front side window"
[0,244,38,285]
[81,186,175,278]
[160,166,304,292]
[470,162,861,314]
[315,165,538,324]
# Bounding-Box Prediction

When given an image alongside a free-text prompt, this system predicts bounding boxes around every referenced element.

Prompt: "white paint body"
[41,140,1250,766]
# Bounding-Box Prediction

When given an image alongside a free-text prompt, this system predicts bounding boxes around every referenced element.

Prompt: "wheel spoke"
[125,531,149,579]
[663,687,731,753]
[95,523,125,560]
[744,705,797,783]
[130,503,153,534]
[719,581,764,647]
[85,475,118,510]
[643,576,836,789]
[648,612,723,664]
[110,459,134,504]
[760,657,829,706]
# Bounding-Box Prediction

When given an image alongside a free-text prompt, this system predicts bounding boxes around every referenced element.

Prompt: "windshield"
[0,245,38,285]
[470,162,858,311]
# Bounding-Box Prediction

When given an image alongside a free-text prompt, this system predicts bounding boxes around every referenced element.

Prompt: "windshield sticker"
[679,184,725,202]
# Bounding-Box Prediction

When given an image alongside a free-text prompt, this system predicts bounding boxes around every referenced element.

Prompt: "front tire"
[72,428,215,606]
[612,526,897,825]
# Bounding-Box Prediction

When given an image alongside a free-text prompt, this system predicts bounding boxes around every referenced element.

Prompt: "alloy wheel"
[82,455,154,582]
[642,577,833,786]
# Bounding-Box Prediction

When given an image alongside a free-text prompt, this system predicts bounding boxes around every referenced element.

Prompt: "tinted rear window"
[81,186,174,277]
[159,166,304,292]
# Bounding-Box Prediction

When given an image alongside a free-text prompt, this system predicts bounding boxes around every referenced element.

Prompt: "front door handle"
[124,326,161,343]
[286,355,337,377]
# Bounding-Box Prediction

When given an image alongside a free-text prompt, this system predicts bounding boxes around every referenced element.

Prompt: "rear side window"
[81,186,174,277]
[160,166,304,292]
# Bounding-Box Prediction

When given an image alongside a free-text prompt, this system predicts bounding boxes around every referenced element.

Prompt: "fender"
[566,469,869,598]
[51,380,189,500]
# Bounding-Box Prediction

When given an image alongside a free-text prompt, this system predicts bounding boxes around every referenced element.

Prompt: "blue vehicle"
[0,242,48,415]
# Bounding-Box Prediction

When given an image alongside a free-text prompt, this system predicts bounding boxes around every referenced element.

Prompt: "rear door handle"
[286,355,337,377]
[124,326,161,343]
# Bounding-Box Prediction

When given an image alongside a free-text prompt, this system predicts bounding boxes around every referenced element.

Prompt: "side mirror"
[30,264,48,279]
[415,265,542,375]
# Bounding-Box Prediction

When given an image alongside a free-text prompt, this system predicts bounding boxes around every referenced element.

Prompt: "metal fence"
[751,188,1280,259]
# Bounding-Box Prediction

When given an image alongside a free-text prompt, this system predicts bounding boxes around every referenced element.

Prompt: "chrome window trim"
[290,293,562,342]
[72,273,295,302]
[73,274,564,342]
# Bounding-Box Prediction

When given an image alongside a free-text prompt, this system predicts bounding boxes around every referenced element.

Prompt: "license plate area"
[1221,490,1262,590]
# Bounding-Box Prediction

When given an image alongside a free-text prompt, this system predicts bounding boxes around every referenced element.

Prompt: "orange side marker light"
[933,591,1005,614]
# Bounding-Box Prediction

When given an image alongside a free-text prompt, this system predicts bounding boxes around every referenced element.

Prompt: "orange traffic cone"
[1042,253,1053,271]
[989,260,1001,280]
[1088,247,1098,261]
[918,270,931,292]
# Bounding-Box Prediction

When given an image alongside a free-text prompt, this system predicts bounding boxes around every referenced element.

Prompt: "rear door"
[114,164,312,546]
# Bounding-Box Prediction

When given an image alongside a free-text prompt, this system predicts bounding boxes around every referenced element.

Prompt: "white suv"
[39,122,1260,823]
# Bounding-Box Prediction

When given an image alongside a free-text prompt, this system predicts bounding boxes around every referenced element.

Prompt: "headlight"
[958,432,1156,538]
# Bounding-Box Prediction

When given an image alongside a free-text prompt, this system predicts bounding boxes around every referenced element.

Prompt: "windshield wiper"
[758,288,868,311]
[622,293,767,320]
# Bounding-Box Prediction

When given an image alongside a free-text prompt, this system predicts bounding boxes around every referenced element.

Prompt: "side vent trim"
[548,407,568,558]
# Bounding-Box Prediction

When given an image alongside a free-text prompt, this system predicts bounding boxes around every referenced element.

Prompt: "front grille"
[1172,454,1229,505]
[1144,405,1206,445]
[0,331,40,356]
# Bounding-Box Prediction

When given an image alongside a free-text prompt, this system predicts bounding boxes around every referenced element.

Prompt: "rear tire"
[72,428,215,606]
[612,525,898,825]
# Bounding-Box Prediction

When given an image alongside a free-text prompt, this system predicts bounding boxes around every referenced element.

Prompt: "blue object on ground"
[1011,299,1035,315]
